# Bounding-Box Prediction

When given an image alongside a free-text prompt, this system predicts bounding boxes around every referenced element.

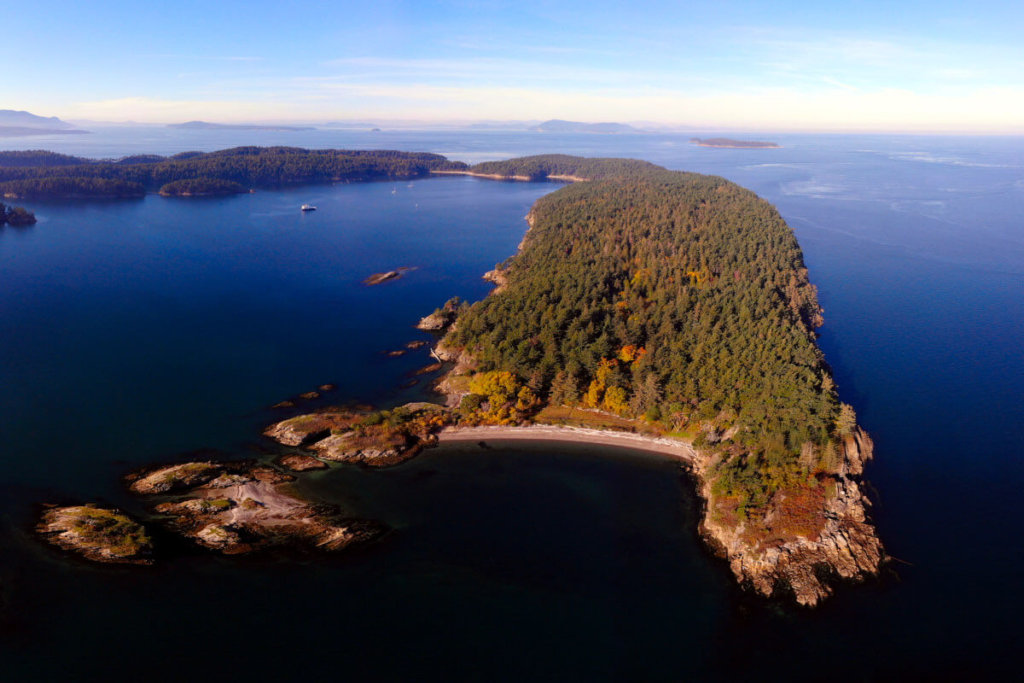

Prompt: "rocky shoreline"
[694,428,883,606]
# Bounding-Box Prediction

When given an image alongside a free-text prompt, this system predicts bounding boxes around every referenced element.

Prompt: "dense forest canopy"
[0,147,468,198]
[159,178,247,196]
[445,156,853,512]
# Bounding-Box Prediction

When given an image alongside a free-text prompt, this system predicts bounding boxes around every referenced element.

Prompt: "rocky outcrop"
[482,267,509,293]
[696,427,883,606]
[309,431,418,467]
[263,412,353,446]
[37,505,153,564]
[266,405,451,468]
[416,297,462,331]
[127,461,222,495]
[137,460,381,554]
[416,311,453,331]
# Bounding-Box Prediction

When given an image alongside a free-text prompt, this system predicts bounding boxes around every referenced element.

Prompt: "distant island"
[168,121,316,131]
[0,147,467,199]
[690,137,780,148]
[533,119,643,134]
[0,109,88,137]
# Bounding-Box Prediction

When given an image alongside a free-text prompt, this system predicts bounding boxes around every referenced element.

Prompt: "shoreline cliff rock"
[694,427,882,605]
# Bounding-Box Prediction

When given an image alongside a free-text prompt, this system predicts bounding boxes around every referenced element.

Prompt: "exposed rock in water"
[364,267,413,286]
[299,391,321,400]
[136,461,381,554]
[405,340,428,349]
[276,453,329,472]
[385,349,407,357]
[37,505,153,565]
[696,427,884,606]
[414,362,443,376]
[318,384,336,392]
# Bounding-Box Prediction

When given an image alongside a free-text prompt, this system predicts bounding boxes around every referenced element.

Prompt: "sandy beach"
[437,424,698,462]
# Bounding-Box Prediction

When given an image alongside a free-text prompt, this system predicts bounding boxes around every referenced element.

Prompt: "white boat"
[301,204,316,211]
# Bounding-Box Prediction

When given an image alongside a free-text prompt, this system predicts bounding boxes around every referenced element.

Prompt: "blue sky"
[5,0,1024,131]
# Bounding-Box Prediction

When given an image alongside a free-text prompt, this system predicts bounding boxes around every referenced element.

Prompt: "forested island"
[425,155,882,604]
[690,137,780,148]
[28,149,881,605]
[0,147,467,199]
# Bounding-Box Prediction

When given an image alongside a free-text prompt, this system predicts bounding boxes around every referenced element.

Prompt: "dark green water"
[2,131,1023,680]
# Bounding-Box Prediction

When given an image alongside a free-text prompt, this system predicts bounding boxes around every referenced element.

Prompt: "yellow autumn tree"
[603,385,629,415]
[584,358,618,408]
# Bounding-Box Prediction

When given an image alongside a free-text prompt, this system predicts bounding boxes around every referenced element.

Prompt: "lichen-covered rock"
[37,505,153,564]
[128,462,221,495]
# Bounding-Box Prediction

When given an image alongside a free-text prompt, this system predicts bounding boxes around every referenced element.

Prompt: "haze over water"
[1,128,1022,679]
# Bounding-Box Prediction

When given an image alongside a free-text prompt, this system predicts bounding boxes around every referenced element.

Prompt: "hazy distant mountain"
[533,119,643,134]
[0,110,76,129]
[168,121,315,131]
[467,120,541,130]
[0,110,87,136]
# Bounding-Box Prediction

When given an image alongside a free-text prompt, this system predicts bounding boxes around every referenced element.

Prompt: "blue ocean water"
[1,128,1022,679]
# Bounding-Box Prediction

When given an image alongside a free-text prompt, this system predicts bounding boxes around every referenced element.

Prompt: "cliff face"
[696,428,883,606]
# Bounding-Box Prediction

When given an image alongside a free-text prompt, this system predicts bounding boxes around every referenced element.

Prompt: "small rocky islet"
[37,403,456,564]
[37,505,153,565]
[131,461,380,554]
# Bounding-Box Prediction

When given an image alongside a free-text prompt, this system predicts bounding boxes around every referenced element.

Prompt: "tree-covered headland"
[441,155,866,540]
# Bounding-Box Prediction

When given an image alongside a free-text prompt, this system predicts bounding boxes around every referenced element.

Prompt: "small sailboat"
[301,204,316,211]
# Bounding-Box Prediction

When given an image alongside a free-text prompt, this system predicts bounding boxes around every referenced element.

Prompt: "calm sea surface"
[1,128,1022,680]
